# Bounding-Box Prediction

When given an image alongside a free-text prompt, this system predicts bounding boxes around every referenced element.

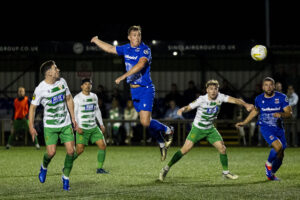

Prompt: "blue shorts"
[130,85,155,112]
[260,126,287,149]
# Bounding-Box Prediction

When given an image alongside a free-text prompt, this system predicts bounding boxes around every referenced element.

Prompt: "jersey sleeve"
[281,94,290,109]
[254,96,260,109]
[116,44,126,56]
[189,97,202,109]
[31,87,42,106]
[61,78,71,96]
[218,93,229,103]
[140,47,151,61]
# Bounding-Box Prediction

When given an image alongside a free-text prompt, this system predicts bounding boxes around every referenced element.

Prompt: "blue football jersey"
[116,42,152,86]
[255,91,289,128]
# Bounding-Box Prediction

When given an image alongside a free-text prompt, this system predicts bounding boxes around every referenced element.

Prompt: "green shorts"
[44,124,74,145]
[13,119,29,132]
[187,124,223,144]
[76,126,104,145]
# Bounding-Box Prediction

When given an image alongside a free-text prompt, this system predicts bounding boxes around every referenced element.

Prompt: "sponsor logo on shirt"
[85,104,95,111]
[261,107,281,112]
[125,55,138,60]
[51,94,64,104]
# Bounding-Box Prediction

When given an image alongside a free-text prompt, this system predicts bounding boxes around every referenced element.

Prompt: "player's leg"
[90,127,108,173]
[209,128,238,180]
[6,120,18,149]
[159,139,194,181]
[74,130,89,161]
[60,125,75,191]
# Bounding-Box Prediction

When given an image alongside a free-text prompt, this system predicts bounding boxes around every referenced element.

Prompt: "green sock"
[73,152,79,161]
[97,149,106,169]
[7,134,14,145]
[168,150,183,168]
[43,153,52,168]
[220,154,228,171]
[63,154,74,177]
[34,136,39,145]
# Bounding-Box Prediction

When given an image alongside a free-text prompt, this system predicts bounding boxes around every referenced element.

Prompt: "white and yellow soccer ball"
[251,45,267,61]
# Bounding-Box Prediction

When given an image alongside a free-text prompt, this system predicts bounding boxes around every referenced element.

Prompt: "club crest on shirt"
[269,135,274,140]
[285,97,288,102]
[143,49,149,55]
[275,98,279,104]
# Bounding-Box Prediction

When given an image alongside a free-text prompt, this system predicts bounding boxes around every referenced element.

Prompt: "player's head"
[40,60,60,79]
[17,86,25,97]
[128,25,142,47]
[206,79,219,99]
[262,77,275,96]
[81,78,92,93]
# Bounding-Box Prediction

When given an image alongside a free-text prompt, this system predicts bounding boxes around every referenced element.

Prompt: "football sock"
[7,134,14,145]
[149,119,168,133]
[43,153,52,168]
[267,148,277,163]
[73,152,79,161]
[97,149,106,169]
[272,157,283,174]
[220,154,229,171]
[63,154,74,177]
[168,150,183,168]
[34,136,39,145]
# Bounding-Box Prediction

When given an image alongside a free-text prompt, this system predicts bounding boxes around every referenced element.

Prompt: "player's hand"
[77,127,83,134]
[273,113,281,118]
[72,119,79,131]
[29,127,38,142]
[91,36,99,43]
[115,76,125,85]
[245,104,254,112]
[177,108,183,116]
[235,122,245,128]
[100,125,105,134]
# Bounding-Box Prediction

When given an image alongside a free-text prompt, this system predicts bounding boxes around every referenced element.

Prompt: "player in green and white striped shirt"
[29,60,78,191]
[73,78,108,174]
[159,79,254,181]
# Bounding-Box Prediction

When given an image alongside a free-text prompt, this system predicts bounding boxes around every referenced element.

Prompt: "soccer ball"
[251,45,267,61]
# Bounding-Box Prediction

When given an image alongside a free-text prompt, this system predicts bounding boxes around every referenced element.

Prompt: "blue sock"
[149,119,168,133]
[149,129,165,144]
[272,158,283,174]
[267,148,277,163]
[149,120,168,144]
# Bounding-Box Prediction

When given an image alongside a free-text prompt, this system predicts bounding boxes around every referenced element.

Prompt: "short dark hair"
[128,25,141,35]
[40,60,55,76]
[81,78,92,85]
[263,77,275,85]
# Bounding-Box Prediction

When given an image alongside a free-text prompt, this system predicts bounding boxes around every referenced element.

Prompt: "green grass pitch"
[1,146,300,199]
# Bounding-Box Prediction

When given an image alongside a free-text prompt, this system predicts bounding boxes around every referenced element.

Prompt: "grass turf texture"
[1,146,300,199]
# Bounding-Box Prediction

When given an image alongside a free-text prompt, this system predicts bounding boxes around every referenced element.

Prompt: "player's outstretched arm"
[273,105,293,118]
[28,104,38,142]
[91,36,117,55]
[235,108,259,128]
[227,96,254,112]
[177,105,193,116]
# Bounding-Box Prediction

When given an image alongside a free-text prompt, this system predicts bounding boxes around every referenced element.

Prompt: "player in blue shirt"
[236,77,292,180]
[91,25,174,161]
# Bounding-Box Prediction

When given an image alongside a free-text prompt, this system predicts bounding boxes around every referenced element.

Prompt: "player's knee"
[140,119,150,127]
[219,145,226,154]
[99,144,106,150]
[66,148,74,156]
[77,147,84,155]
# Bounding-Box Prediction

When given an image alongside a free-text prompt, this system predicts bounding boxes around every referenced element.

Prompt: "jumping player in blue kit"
[236,77,292,180]
[91,25,174,161]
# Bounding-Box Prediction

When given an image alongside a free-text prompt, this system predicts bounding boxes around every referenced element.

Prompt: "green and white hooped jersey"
[31,78,71,128]
[189,93,229,130]
[74,92,103,130]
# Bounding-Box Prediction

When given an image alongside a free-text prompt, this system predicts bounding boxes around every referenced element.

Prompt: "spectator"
[219,80,235,119]
[6,86,40,149]
[96,84,109,103]
[164,100,184,120]
[286,85,298,147]
[124,99,138,144]
[165,83,183,107]
[98,98,108,119]
[183,80,198,105]
[275,82,283,93]
[108,98,122,145]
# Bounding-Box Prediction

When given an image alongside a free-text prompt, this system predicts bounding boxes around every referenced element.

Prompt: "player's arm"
[91,36,117,55]
[235,107,259,128]
[177,105,193,116]
[95,106,105,134]
[227,96,254,112]
[73,98,82,134]
[115,57,148,85]
[28,104,38,142]
[273,105,293,118]
[66,94,78,130]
